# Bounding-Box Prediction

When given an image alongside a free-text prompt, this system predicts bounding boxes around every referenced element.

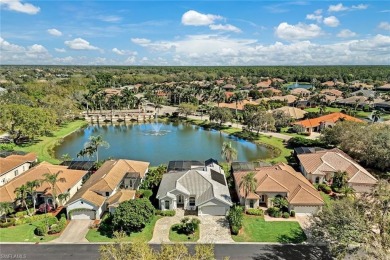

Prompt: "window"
[164,200,170,210]
[260,195,266,202]
[189,197,195,207]
[129,179,133,188]
[14,170,19,176]
[105,192,110,197]
[249,200,254,208]
[315,177,320,184]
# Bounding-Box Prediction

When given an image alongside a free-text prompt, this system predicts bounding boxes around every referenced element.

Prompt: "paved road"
[0,243,331,260]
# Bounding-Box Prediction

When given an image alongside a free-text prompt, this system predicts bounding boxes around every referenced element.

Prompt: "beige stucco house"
[233,162,324,215]
[0,153,37,186]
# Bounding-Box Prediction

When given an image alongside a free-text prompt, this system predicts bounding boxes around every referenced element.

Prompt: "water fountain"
[295,80,298,88]
[143,113,170,136]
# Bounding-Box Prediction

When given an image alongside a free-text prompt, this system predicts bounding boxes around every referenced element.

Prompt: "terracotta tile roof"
[0,162,87,203]
[222,84,236,90]
[377,83,390,90]
[273,106,307,119]
[290,88,311,95]
[297,150,377,185]
[66,159,149,207]
[234,163,323,206]
[256,79,272,88]
[320,89,343,97]
[0,153,37,176]
[219,100,259,111]
[107,190,136,208]
[270,95,297,104]
[295,112,364,128]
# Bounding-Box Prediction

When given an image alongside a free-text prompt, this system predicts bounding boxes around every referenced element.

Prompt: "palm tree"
[212,88,225,107]
[41,171,66,209]
[79,135,110,162]
[230,91,245,116]
[221,141,238,165]
[26,180,41,211]
[58,192,70,206]
[0,202,14,223]
[239,172,257,210]
[14,184,31,215]
[134,96,146,114]
[341,186,355,198]
[319,105,327,115]
[121,88,134,110]
[371,110,382,123]
[272,197,289,210]
[60,153,72,162]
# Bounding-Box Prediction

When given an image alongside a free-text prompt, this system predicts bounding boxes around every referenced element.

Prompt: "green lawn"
[304,107,342,113]
[14,120,87,164]
[86,215,161,242]
[232,215,306,243]
[320,191,333,205]
[169,226,199,242]
[0,222,60,242]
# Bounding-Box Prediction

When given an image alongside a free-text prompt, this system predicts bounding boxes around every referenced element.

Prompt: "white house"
[0,153,37,186]
[156,159,232,216]
[66,159,149,220]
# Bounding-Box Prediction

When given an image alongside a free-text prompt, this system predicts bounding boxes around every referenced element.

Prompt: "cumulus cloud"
[328,3,368,12]
[131,38,151,45]
[323,16,340,27]
[378,22,390,31]
[0,37,24,52]
[47,28,62,36]
[306,9,323,23]
[112,48,137,56]
[181,10,223,26]
[275,22,323,41]
[54,48,66,53]
[0,0,40,14]
[209,24,241,33]
[0,37,51,63]
[64,38,99,50]
[337,29,357,38]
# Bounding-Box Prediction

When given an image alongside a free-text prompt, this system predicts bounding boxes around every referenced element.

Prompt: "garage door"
[199,206,227,216]
[71,210,95,220]
[293,206,319,215]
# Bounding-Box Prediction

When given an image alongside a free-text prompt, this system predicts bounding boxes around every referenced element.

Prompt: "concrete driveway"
[198,216,234,243]
[51,220,92,243]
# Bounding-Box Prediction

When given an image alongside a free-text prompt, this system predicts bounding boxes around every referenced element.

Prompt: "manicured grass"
[0,222,60,242]
[304,107,342,113]
[232,215,306,243]
[320,191,333,205]
[169,226,199,242]
[256,135,292,163]
[14,120,87,164]
[85,215,162,242]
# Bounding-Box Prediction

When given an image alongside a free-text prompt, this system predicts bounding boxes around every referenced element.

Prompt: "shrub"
[34,222,48,236]
[137,189,153,199]
[174,218,200,235]
[282,212,290,218]
[246,208,264,216]
[318,184,332,194]
[267,207,281,218]
[227,205,243,232]
[155,210,175,217]
[15,211,29,218]
[231,225,240,235]
[290,210,296,217]
[14,213,52,225]
[48,224,62,234]
[0,219,15,228]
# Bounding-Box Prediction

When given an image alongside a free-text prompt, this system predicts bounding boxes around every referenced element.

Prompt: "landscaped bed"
[0,221,60,242]
[232,215,306,243]
[169,225,200,242]
[86,215,161,242]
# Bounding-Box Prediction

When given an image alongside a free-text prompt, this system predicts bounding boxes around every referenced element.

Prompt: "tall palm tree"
[121,88,135,110]
[134,96,146,114]
[319,105,327,115]
[58,192,70,206]
[239,172,257,210]
[14,184,31,215]
[79,135,109,162]
[371,110,382,123]
[221,141,238,165]
[26,180,41,211]
[341,186,355,198]
[212,88,225,107]
[0,202,13,223]
[41,171,66,209]
[230,91,245,116]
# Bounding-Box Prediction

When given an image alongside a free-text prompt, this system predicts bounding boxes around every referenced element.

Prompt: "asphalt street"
[0,243,331,260]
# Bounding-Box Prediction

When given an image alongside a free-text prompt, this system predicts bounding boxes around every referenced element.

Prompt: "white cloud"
[0,37,24,52]
[0,37,51,63]
[47,28,62,36]
[351,4,368,10]
[323,16,340,27]
[64,38,99,50]
[181,10,223,26]
[124,56,136,64]
[54,48,66,53]
[328,3,368,12]
[306,9,323,23]
[328,3,348,12]
[209,24,241,33]
[131,38,151,45]
[0,0,40,15]
[99,15,122,22]
[275,22,323,41]
[112,48,137,56]
[378,22,390,31]
[337,29,357,38]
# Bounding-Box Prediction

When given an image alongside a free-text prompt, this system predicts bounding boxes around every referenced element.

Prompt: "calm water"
[54,122,272,165]
[286,83,313,90]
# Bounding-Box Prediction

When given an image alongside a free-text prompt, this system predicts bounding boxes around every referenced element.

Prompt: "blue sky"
[1,0,389,65]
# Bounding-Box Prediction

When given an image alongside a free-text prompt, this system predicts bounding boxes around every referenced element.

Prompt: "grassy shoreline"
[14,120,88,164]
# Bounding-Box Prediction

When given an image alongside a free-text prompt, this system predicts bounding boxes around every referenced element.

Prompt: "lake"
[286,83,313,90]
[54,122,273,165]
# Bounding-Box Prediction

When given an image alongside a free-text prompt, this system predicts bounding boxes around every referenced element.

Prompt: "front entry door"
[165,200,170,210]
[177,195,184,205]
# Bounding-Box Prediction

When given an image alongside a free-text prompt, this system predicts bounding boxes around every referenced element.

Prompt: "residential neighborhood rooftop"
[295,112,364,128]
